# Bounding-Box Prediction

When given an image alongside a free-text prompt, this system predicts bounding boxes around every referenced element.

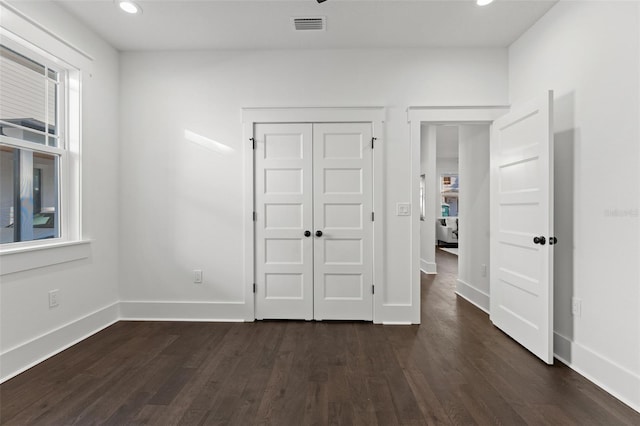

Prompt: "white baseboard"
[0,302,119,383]
[554,332,640,413]
[455,279,490,314]
[420,259,437,274]
[119,301,247,322]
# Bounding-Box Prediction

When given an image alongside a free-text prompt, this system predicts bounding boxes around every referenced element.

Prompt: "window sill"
[0,240,91,276]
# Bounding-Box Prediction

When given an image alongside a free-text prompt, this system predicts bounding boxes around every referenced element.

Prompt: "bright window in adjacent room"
[0,43,65,245]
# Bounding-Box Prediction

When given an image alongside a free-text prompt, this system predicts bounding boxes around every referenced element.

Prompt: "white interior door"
[313,123,373,320]
[490,91,554,363]
[255,122,374,321]
[255,123,313,320]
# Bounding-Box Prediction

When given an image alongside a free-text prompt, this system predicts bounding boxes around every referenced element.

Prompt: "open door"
[490,91,554,364]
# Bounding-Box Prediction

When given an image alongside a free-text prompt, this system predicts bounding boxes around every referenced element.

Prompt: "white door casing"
[255,123,314,320]
[254,122,374,321]
[313,123,374,320]
[490,91,554,364]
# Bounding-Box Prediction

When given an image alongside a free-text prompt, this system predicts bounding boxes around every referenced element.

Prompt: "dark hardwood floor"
[2,251,639,425]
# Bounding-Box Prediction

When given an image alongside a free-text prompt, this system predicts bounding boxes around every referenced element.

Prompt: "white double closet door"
[254,122,373,321]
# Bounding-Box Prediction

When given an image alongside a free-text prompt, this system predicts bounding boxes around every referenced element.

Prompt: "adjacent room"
[0,0,639,423]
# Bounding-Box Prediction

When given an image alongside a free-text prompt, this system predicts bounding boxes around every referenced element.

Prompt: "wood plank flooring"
[2,251,639,425]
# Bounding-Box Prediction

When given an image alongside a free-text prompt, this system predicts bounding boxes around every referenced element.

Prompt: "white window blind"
[0,45,58,146]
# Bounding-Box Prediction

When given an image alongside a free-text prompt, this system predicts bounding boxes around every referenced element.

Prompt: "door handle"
[533,236,546,245]
[304,230,311,237]
[315,230,323,237]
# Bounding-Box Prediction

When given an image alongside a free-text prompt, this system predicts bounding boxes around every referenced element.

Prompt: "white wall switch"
[481,264,487,277]
[48,290,59,308]
[396,203,411,216]
[194,269,203,284]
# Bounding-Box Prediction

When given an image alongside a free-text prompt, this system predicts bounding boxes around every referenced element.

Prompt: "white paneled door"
[255,124,314,320]
[490,91,555,364]
[254,122,373,320]
[313,123,373,320]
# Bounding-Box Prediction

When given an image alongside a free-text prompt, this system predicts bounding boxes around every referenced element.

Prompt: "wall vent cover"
[292,17,326,31]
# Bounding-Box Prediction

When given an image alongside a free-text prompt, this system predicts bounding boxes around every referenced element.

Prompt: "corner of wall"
[420,258,437,274]
[455,279,489,314]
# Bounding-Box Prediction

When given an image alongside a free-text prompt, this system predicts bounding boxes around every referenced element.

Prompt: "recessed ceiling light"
[118,0,142,14]
[477,0,494,6]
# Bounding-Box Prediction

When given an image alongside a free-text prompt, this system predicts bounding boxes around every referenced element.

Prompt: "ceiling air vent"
[292,17,326,31]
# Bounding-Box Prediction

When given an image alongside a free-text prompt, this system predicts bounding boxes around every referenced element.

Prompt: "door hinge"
[250,137,256,149]
[371,212,375,222]
[253,211,257,221]
[372,284,375,295]
[253,283,256,293]
[372,137,377,149]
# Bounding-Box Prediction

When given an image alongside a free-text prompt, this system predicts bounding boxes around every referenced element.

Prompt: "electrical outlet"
[48,290,59,308]
[194,269,203,284]
[571,297,582,317]
[396,203,411,216]
[481,264,487,277]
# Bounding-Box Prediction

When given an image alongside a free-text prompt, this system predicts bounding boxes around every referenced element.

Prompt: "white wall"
[119,48,508,322]
[0,2,120,381]
[510,0,640,410]
[420,125,437,273]
[456,125,490,312]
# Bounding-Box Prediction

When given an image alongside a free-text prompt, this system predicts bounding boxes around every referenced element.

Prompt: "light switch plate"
[396,203,411,216]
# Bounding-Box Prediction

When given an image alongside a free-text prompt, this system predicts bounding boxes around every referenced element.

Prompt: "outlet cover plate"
[48,290,59,308]
[396,203,411,216]
[571,297,582,317]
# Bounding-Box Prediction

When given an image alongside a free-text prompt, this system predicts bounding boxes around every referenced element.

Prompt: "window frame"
[0,24,82,258]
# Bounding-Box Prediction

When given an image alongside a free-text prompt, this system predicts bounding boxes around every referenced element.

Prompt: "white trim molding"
[119,301,247,322]
[455,279,490,314]
[242,106,385,125]
[554,332,640,413]
[420,259,436,275]
[0,302,118,383]
[242,106,386,323]
[0,240,91,275]
[0,2,93,63]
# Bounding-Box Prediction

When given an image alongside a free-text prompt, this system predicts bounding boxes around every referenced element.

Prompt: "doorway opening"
[419,122,491,313]
[407,105,509,326]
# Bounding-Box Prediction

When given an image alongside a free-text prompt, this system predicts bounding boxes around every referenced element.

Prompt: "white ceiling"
[55,0,557,51]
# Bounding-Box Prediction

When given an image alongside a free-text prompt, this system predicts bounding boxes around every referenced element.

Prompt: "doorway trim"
[242,107,385,322]
[407,106,509,323]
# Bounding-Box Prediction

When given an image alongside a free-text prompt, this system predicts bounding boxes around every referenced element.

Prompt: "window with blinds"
[0,43,64,245]
[0,45,60,147]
